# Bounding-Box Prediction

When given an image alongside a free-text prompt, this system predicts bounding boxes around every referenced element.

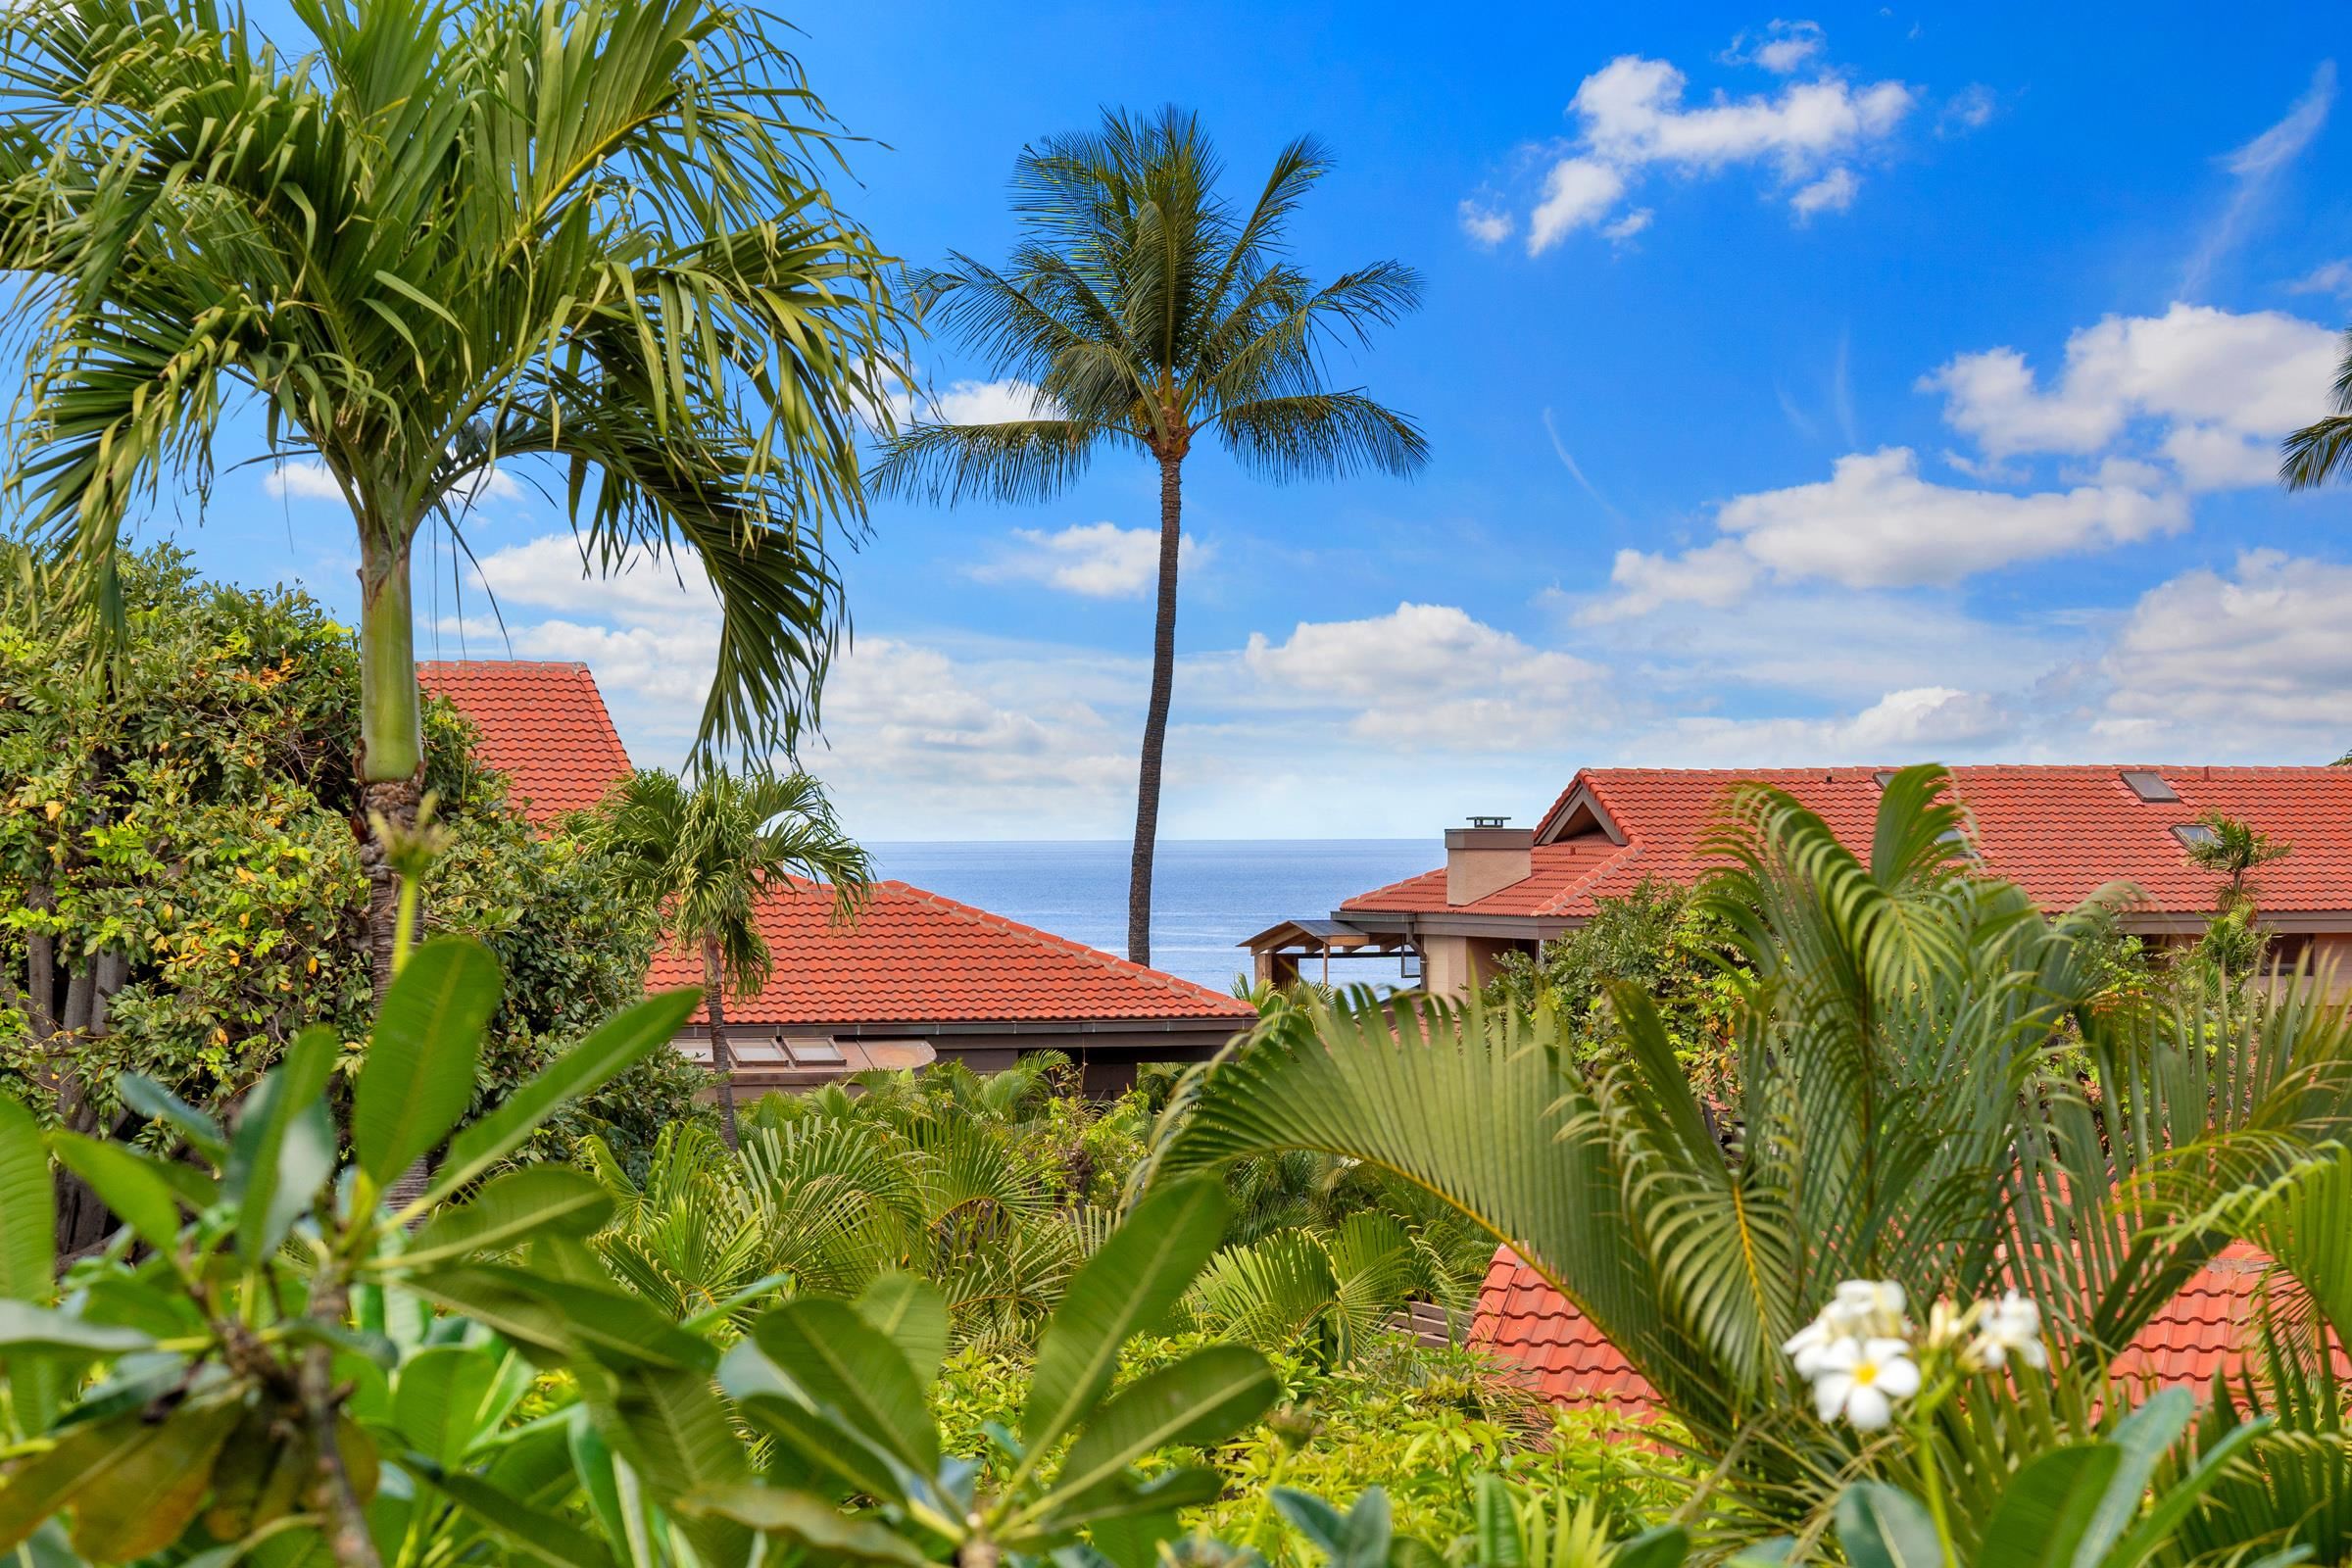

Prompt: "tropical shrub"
[0,546,703,1241]
[1482,879,1742,1102]
[0,937,1290,1568]
[1147,766,2352,1541]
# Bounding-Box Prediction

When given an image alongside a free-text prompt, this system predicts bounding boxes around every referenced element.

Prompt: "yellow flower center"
[1853,1363,1879,1386]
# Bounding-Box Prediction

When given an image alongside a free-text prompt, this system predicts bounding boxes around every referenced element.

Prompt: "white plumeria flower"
[1830,1279,1909,1339]
[1783,1315,1840,1378]
[1811,1337,1921,1431]
[1972,1291,2047,1370]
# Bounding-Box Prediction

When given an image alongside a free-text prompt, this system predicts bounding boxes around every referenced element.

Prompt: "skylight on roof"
[2122,770,2180,803]
[1873,769,1897,788]
[2172,822,2219,849]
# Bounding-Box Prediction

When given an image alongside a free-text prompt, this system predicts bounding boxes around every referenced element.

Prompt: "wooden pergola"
[1240,917,1416,990]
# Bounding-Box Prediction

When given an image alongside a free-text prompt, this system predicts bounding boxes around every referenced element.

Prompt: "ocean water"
[866,839,1440,994]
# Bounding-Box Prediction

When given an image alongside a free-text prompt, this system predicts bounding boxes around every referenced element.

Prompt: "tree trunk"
[701,935,740,1150]
[355,534,424,997]
[1127,455,1184,967]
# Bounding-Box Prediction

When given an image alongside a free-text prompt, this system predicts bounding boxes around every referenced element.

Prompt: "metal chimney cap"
[1468,813,1511,828]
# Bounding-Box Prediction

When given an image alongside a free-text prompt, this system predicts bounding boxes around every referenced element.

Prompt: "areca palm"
[873,108,1426,965]
[599,765,870,1148]
[0,0,902,982]
[1147,766,2352,1531]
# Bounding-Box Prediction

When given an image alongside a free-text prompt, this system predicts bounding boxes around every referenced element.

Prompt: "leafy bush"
[0,546,702,1222]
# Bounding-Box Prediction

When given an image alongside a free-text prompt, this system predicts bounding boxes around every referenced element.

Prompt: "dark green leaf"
[2105,1416,2273,1568]
[391,1345,506,1466]
[422,988,700,1208]
[680,1486,929,1565]
[1615,1526,1692,1568]
[598,1364,753,1568]
[2074,1390,2191,1568]
[397,1167,613,1269]
[403,1265,712,1371]
[1835,1483,1946,1568]
[416,1464,619,1568]
[1981,1446,2121,1568]
[1051,1346,1274,1508]
[355,938,503,1186]
[1021,1179,1229,1453]
[224,1025,338,1260]
[0,1301,154,1355]
[746,1298,939,1476]
[48,1134,182,1252]
[116,1077,226,1166]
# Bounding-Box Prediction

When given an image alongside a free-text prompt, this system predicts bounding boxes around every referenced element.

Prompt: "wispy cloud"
[1541,408,1622,518]
[2182,61,2335,299]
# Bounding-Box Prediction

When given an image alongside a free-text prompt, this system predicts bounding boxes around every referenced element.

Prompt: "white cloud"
[873,367,1052,431]
[1528,159,1627,253]
[1600,208,1654,242]
[2183,62,2336,298]
[1459,201,1513,247]
[266,457,522,509]
[1509,47,1912,251]
[1938,84,1997,134]
[1921,303,2339,487]
[1789,167,1859,220]
[264,461,345,501]
[2288,258,2352,297]
[1585,538,1759,621]
[969,521,1208,599]
[1242,603,1612,746]
[1656,685,2013,762]
[1708,447,2184,589]
[2092,550,2352,750]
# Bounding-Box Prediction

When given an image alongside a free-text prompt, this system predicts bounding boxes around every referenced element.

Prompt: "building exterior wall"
[2311,934,2352,1002]
[1421,934,1528,999]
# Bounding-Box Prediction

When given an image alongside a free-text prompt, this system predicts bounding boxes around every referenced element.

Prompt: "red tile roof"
[417,661,634,822]
[1346,766,2352,922]
[644,879,1260,1027]
[1472,1242,2319,1416]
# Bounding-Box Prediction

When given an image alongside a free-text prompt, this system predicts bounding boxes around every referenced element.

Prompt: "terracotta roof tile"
[1473,1242,2329,1415]
[1346,766,2352,921]
[417,661,633,822]
[645,879,1260,1027]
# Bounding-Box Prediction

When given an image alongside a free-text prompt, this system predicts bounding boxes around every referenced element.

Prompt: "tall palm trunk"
[356,532,423,995]
[1128,454,1184,966]
[700,934,741,1149]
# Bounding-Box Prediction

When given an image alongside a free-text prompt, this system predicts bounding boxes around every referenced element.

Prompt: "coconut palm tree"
[2282,328,2352,489]
[872,108,1426,965]
[599,765,871,1148]
[0,0,904,986]
[1147,766,2352,1530]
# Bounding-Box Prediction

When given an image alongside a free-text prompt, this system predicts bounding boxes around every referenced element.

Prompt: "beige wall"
[1421,934,1527,999]
[2310,935,2352,1002]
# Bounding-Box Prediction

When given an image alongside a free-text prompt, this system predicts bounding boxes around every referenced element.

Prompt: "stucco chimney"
[1446,816,1534,906]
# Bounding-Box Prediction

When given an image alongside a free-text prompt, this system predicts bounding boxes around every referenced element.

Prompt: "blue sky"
[109,2,2352,839]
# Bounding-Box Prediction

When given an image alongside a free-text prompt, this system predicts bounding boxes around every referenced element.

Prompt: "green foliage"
[1152,765,2352,1538]
[1482,880,1743,1101]
[0,0,906,763]
[0,547,704,1188]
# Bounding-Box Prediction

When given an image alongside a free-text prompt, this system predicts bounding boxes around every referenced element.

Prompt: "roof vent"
[1873,769,1897,788]
[2122,770,2179,803]
[2172,822,2219,849]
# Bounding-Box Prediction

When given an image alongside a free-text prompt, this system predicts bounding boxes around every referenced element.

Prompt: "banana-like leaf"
[1019,1177,1228,1457]
[223,1024,339,1260]
[1047,1345,1275,1511]
[398,1166,615,1270]
[354,938,503,1186]
[2073,1390,2192,1568]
